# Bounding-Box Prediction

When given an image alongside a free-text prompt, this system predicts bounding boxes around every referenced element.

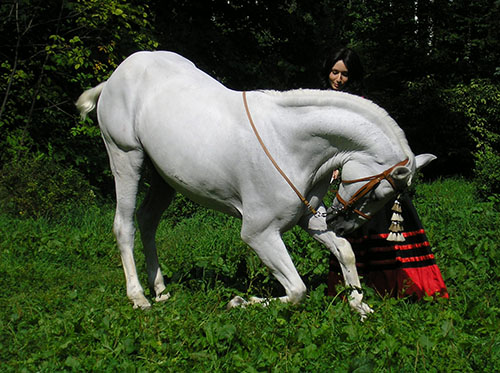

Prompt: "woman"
[324,47,448,299]
[323,47,364,94]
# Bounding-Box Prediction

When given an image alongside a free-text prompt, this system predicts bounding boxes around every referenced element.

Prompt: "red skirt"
[327,194,448,299]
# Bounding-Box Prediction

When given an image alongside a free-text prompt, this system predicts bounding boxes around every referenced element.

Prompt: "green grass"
[0,179,498,372]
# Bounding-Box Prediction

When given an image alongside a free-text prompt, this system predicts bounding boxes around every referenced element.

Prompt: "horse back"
[97,51,264,216]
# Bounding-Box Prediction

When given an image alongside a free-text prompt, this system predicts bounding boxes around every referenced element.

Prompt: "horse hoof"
[155,292,171,303]
[358,303,374,322]
[133,301,151,310]
[131,296,152,310]
[249,296,269,306]
[227,296,248,310]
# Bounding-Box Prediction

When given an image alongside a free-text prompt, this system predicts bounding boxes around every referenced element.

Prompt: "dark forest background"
[0,0,498,218]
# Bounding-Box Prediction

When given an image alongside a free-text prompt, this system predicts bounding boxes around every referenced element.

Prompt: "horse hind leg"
[137,165,175,303]
[106,143,151,309]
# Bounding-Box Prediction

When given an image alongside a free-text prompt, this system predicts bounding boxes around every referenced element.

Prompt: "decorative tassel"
[391,212,404,222]
[392,200,402,213]
[387,194,405,242]
[389,222,404,232]
[388,232,405,242]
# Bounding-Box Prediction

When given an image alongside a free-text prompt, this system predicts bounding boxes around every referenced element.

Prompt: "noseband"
[332,159,410,220]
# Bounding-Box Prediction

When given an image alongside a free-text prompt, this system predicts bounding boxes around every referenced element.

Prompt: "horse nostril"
[332,225,345,236]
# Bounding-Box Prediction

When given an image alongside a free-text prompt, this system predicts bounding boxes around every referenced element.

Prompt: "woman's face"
[329,60,349,91]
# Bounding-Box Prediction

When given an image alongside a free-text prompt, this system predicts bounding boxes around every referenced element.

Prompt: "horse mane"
[263,89,414,163]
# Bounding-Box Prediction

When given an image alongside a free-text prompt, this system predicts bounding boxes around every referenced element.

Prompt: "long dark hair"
[323,47,365,95]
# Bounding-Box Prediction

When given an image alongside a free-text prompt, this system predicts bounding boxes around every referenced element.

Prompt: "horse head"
[327,153,436,236]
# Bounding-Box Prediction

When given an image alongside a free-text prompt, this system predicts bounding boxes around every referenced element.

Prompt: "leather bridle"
[332,159,410,220]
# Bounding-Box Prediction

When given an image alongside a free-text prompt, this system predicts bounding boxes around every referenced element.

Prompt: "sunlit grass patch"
[0,178,498,371]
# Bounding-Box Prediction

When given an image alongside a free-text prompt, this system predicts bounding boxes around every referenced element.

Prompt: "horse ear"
[415,153,437,170]
[391,154,437,188]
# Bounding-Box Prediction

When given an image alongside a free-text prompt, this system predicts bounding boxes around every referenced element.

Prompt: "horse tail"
[76,82,107,120]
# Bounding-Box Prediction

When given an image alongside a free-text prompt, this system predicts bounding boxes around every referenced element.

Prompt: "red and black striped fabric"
[327,194,448,299]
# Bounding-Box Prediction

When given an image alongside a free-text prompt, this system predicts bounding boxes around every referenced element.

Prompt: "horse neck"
[297,110,407,164]
[268,93,412,180]
[339,120,407,166]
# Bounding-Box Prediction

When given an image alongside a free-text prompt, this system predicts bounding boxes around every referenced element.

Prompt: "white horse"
[76,51,435,320]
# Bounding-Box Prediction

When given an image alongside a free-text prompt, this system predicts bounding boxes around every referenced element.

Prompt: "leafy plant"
[0,154,96,219]
[0,0,158,195]
[441,80,500,196]
[1,179,499,371]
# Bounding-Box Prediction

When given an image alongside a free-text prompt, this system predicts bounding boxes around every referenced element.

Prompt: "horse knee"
[332,237,356,267]
[339,247,356,267]
[113,217,136,248]
[287,283,307,304]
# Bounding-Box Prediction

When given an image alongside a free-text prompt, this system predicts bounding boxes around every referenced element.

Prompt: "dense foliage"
[0,0,158,192]
[0,154,96,219]
[441,79,500,195]
[0,0,499,208]
[0,179,498,371]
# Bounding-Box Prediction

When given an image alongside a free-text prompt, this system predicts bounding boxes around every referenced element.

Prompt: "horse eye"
[369,189,383,201]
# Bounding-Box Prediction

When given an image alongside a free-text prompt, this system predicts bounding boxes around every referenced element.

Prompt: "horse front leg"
[228,225,307,308]
[300,206,373,320]
[331,237,374,320]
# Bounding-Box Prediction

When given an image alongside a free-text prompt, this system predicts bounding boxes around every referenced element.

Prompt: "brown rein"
[242,91,319,215]
[335,158,410,219]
